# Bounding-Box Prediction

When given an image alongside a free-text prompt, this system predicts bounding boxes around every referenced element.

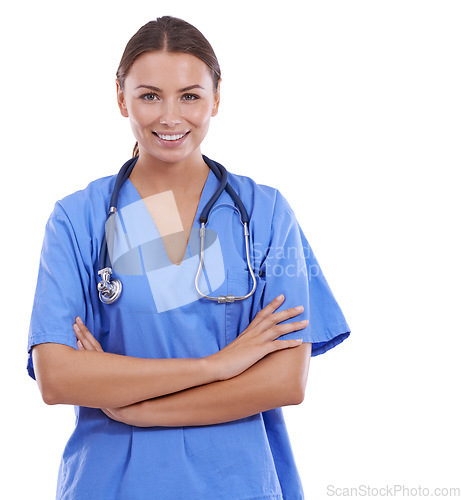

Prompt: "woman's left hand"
[73,317,133,424]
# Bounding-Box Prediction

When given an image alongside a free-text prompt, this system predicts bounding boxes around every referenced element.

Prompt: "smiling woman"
[27,15,350,500]
[117,51,220,167]
[115,17,221,162]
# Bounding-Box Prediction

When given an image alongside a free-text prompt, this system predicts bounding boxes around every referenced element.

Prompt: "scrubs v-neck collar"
[118,164,221,267]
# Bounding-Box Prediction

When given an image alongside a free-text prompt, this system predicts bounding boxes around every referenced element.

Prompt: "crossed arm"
[74,320,312,427]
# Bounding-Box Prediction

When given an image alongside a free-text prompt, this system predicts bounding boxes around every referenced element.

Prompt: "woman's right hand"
[206,294,308,381]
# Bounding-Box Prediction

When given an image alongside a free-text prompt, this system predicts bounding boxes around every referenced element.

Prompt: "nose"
[159,100,182,127]
[160,118,181,126]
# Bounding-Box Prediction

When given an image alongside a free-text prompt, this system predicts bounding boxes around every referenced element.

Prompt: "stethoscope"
[98,155,257,305]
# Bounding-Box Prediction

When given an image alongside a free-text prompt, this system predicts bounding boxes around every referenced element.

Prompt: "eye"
[182,93,199,101]
[141,92,159,101]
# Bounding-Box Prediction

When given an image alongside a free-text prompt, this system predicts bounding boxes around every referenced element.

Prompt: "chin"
[143,148,194,164]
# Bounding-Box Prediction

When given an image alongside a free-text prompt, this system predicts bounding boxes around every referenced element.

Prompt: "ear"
[116,79,129,118]
[211,79,221,117]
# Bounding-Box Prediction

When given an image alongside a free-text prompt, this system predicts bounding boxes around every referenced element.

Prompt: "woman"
[27,16,350,499]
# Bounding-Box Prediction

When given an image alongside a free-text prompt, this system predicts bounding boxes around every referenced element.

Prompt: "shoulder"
[44,175,116,249]
[226,169,294,220]
[51,174,116,221]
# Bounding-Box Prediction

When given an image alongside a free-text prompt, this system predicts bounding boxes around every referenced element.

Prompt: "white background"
[2,1,460,498]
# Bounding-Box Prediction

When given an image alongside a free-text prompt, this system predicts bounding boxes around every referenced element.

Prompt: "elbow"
[288,342,311,405]
[286,382,305,406]
[277,381,306,407]
[41,388,60,406]
[291,385,306,405]
[37,371,67,406]
[32,343,76,406]
[271,342,311,407]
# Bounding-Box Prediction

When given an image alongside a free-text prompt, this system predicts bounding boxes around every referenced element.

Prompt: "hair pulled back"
[116,16,221,157]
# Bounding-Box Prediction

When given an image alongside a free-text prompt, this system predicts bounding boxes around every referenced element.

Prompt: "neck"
[130,148,209,195]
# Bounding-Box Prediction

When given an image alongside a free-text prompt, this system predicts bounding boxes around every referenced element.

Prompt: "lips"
[153,131,190,141]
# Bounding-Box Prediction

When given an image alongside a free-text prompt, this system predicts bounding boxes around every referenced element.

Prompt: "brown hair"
[116,16,221,157]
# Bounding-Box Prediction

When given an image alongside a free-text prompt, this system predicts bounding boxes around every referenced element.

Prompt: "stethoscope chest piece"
[98,267,122,304]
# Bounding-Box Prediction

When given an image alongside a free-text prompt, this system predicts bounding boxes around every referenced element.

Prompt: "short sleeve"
[257,197,350,357]
[27,202,92,380]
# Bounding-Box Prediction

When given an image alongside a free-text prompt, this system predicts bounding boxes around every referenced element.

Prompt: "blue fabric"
[27,158,350,499]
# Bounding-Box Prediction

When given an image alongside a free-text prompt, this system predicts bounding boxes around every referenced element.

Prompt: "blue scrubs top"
[27,157,350,500]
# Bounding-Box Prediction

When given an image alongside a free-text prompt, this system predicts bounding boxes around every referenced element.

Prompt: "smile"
[154,132,189,141]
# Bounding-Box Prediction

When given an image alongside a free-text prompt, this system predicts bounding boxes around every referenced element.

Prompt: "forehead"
[125,51,213,90]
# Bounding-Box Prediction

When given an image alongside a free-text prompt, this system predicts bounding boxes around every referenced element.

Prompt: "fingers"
[102,408,119,420]
[271,338,304,352]
[258,305,308,342]
[73,317,104,352]
[250,304,307,339]
[246,294,286,330]
[271,319,309,339]
[241,296,307,341]
[250,296,306,328]
[268,304,306,326]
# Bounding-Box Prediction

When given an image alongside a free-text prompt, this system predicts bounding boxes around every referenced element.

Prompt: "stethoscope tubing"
[98,155,256,304]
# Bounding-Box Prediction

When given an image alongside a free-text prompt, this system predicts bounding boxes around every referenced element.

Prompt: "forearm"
[115,343,311,427]
[32,343,216,409]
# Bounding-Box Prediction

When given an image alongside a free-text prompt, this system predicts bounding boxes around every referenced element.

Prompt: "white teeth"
[157,132,187,141]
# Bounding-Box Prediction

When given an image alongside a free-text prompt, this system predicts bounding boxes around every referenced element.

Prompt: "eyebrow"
[134,84,205,92]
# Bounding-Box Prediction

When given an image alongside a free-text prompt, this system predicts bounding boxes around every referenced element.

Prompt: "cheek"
[129,101,157,126]
[187,101,214,126]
